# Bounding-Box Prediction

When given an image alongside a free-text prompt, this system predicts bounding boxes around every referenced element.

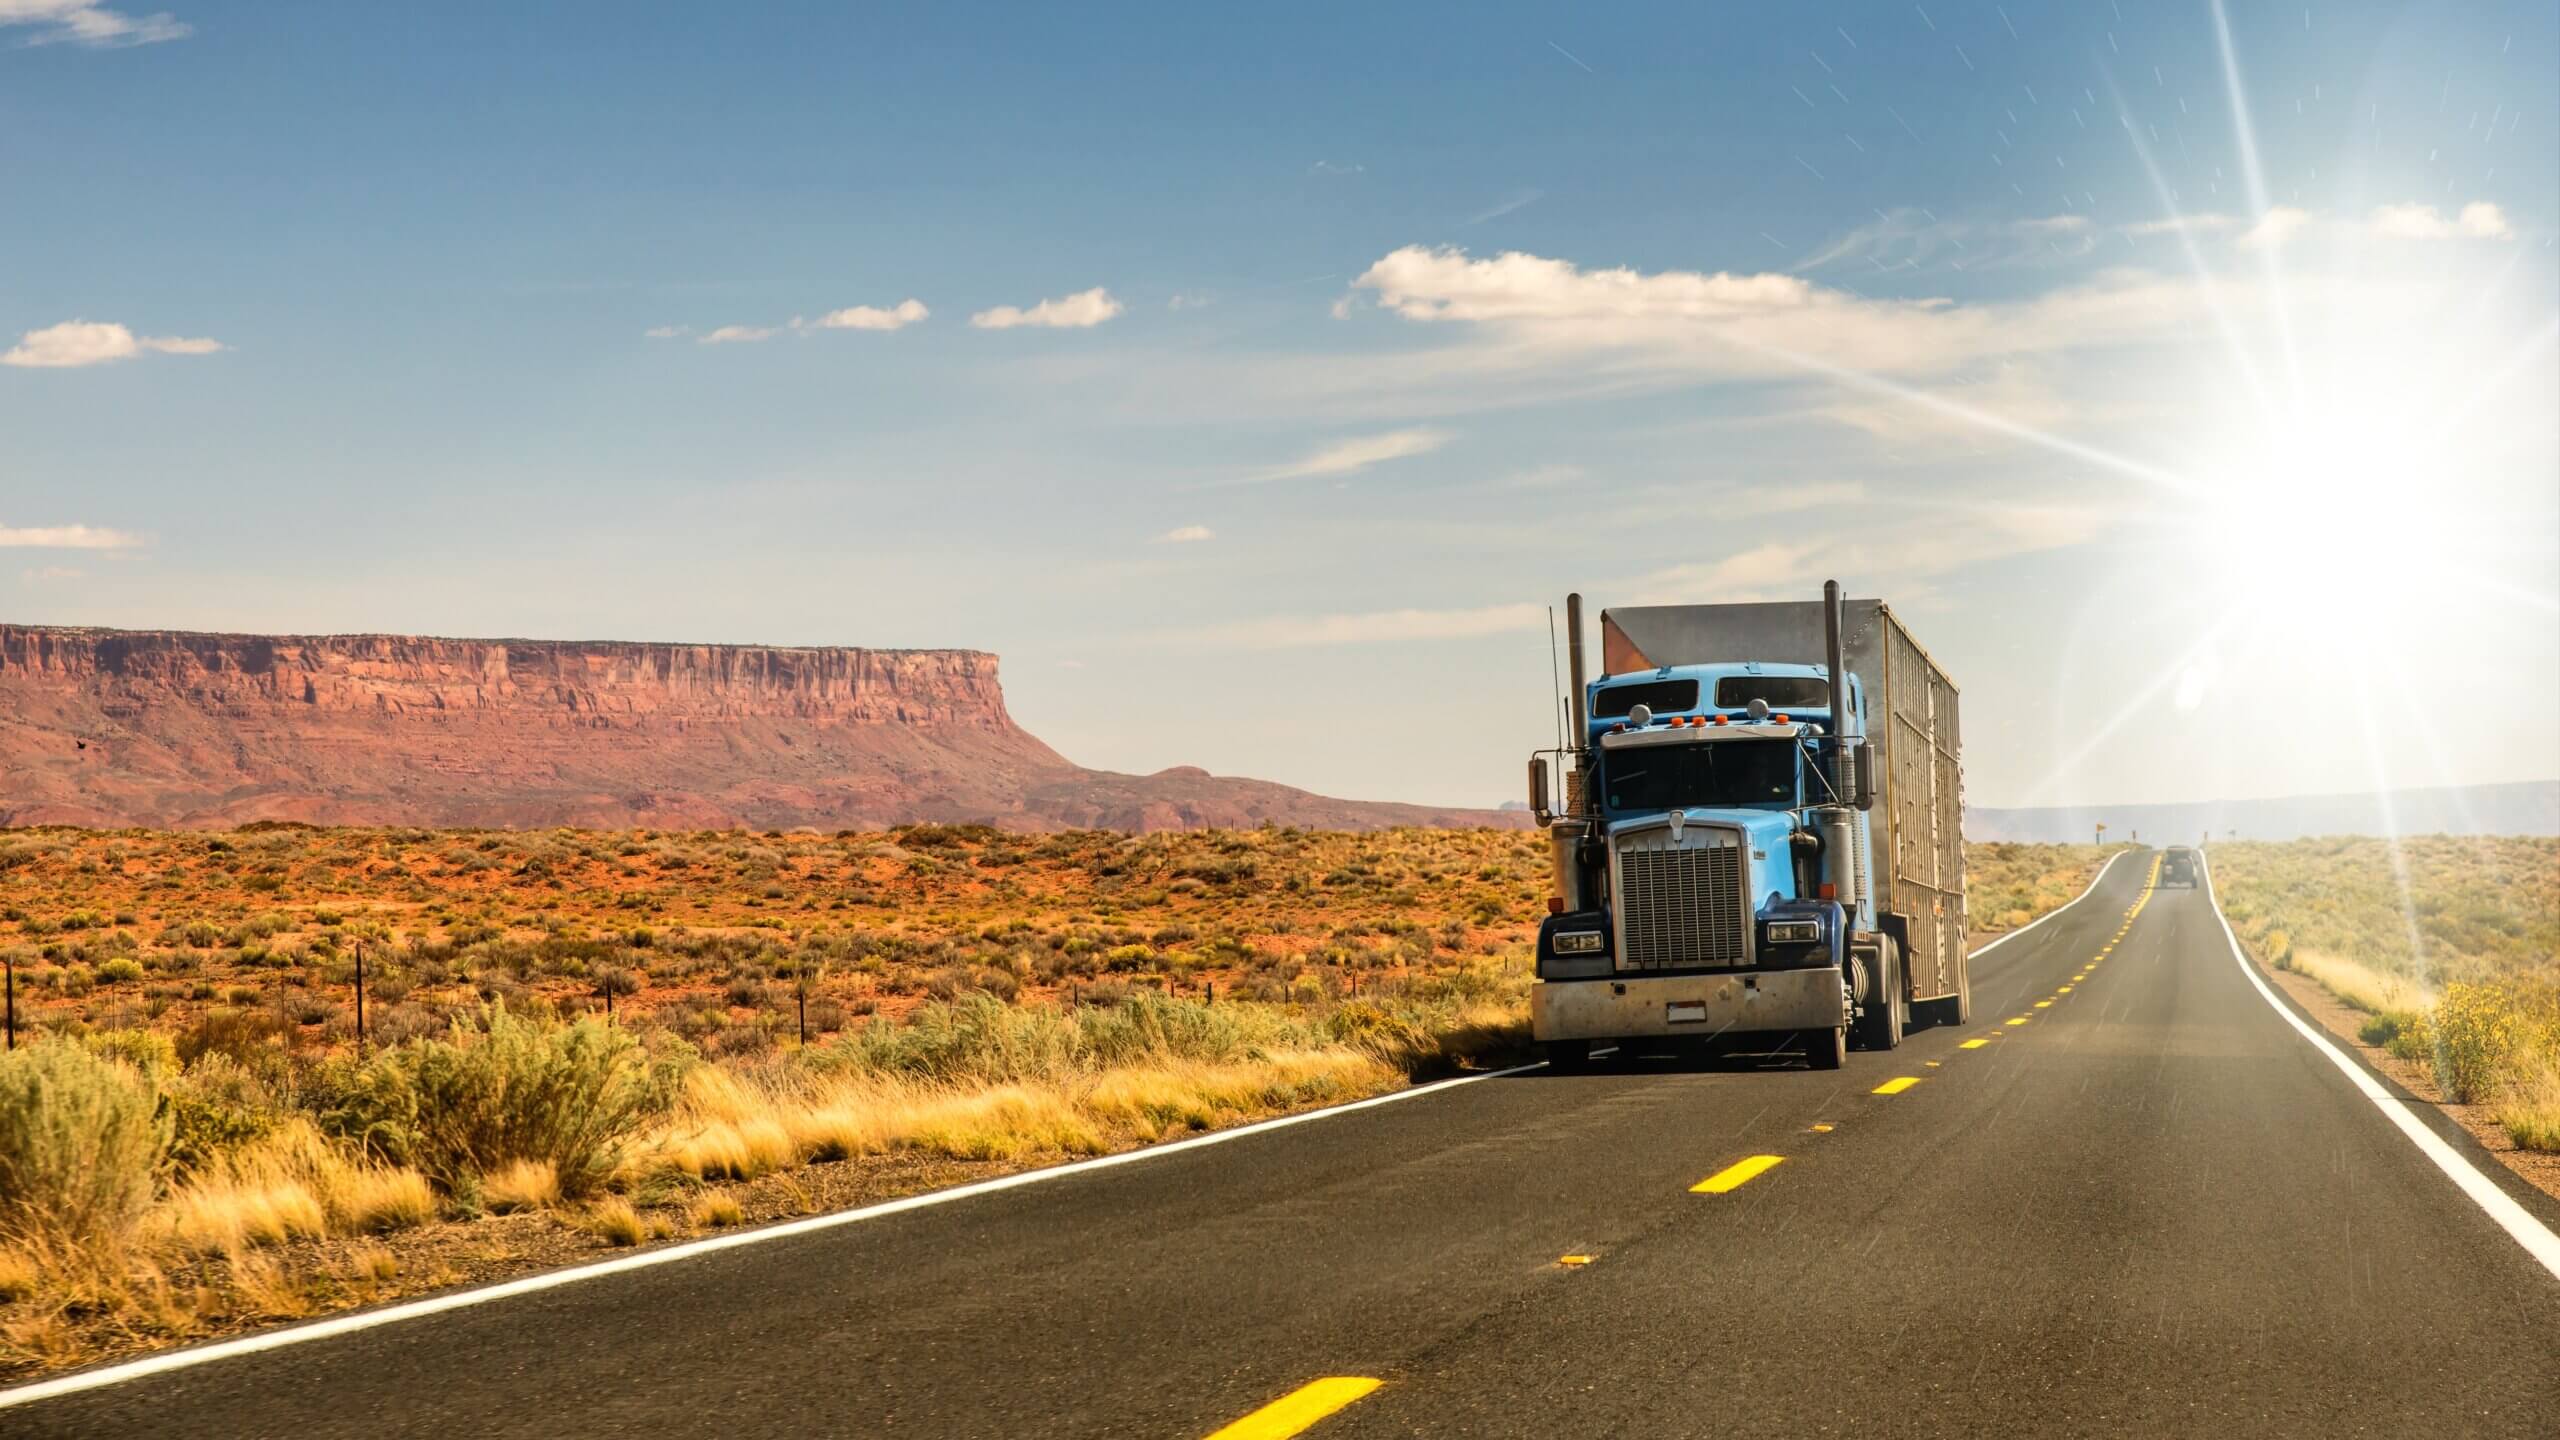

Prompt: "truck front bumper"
[1532,967,1846,1045]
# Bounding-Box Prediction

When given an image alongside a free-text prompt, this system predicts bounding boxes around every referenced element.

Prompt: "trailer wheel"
[1851,941,1904,1052]
[1803,1025,1846,1071]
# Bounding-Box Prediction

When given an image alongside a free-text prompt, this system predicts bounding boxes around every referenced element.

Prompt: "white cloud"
[2236,207,2314,251]
[2370,201,2512,240]
[643,325,690,340]
[0,1,188,47]
[811,298,928,332]
[1187,602,1546,650]
[970,288,1123,331]
[2,319,225,369]
[1168,292,1212,311]
[1243,427,1450,484]
[698,325,779,345]
[1309,160,1364,175]
[20,566,87,584]
[1153,525,1215,544]
[0,522,144,549]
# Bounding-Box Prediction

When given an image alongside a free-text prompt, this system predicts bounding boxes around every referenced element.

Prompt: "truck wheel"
[1851,943,1904,1052]
[1541,1040,1593,1071]
[1804,1025,1845,1071]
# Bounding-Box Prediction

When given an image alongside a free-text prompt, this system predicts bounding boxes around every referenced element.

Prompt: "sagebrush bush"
[328,1007,673,1198]
[0,1040,171,1246]
[2431,983,2523,1104]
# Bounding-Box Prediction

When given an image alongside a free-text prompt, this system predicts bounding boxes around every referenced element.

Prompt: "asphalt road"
[12,850,2560,1438]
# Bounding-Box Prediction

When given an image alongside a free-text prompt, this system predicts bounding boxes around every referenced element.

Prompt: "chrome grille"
[1613,824,1748,969]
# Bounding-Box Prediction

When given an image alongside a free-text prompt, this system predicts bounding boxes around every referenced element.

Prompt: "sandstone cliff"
[0,625,1519,832]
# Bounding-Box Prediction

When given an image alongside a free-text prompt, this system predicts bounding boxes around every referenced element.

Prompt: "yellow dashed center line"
[1558,1254,1593,1267]
[2034,1000,2053,1009]
[1809,1122,1835,1133]
[2058,985,2073,993]
[2006,1017,2030,1026]
[1204,1378,1385,1440]
[1959,1038,1991,1049]
[1693,1155,1787,1193]
[1873,1076,1921,1095]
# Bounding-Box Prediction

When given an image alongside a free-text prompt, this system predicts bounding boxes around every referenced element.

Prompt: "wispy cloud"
[698,325,779,345]
[1309,160,1364,176]
[0,522,145,549]
[1153,524,1215,544]
[1469,189,1544,225]
[1239,427,1451,484]
[643,325,690,340]
[3,320,225,369]
[19,566,88,585]
[0,1,189,47]
[2370,201,2512,240]
[970,288,1123,331]
[1798,209,2099,271]
[809,298,929,331]
[1183,602,1546,650]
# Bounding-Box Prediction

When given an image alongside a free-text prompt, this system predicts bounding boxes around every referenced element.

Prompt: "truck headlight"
[1761,919,1821,946]
[1552,930,1606,955]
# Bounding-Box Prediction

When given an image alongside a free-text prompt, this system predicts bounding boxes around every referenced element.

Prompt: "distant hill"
[0,625,1528,833]
[1967,781,2560,844]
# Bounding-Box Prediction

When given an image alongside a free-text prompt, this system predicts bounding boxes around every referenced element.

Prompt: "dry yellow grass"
[580,1197,646,1248]
[687,1191,745,1229]
[2285,947,2435,1018]
[159,1122,435,1256]
[480,1159,561,1214]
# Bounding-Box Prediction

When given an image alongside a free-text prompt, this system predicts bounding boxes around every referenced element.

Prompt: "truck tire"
[1804,1025,1845,1070]
[1851,942,1904,1052]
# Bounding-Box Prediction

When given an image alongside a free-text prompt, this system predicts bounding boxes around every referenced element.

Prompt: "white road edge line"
[0,1061,1541,1408]
[0,847,2141,1406]
[1968,847,2133,960]
[2200,849,2560,1283]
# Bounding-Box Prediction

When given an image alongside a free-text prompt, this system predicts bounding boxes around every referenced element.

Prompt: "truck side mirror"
[1528,756,1554,826]
[1853,743,1875,811]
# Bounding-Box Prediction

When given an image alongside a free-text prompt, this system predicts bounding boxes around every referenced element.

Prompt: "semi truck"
[1526,581,1967,1070]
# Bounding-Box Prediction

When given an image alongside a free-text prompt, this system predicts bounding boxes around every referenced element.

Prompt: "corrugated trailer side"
[1876,608,1966,1005]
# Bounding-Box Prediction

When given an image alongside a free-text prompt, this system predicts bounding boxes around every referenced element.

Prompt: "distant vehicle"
[2160,847,2199,888]
[1525,581,1967,1071]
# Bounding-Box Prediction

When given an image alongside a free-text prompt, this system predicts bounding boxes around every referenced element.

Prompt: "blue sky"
[6,0,2556,813]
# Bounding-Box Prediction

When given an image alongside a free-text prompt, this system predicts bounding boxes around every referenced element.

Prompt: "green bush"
[0,1041,171,1245]
[328,1007,667,1198]
[164,1054,284,1172]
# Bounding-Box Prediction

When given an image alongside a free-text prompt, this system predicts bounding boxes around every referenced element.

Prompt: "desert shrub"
[0,1040,171,1245]
[164,1054,285,1171]
[328,1007,671,1198]
[2430,983,2523,1104]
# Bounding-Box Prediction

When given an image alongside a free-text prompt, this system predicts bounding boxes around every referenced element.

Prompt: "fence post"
[4,951,13,1050]
[797,986,808,1047]
[354,938,367,1050]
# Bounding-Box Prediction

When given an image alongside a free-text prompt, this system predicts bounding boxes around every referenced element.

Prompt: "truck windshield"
[1603,739,1800,812]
